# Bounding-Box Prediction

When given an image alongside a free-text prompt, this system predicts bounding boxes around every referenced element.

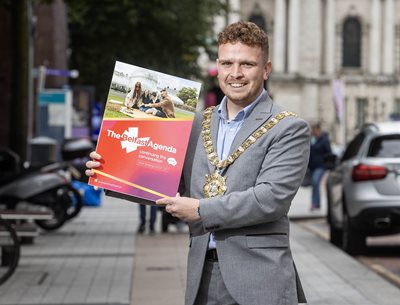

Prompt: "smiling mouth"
[229,83,246,88]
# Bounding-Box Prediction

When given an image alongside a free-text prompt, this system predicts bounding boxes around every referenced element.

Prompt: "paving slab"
[0,195,137,305]
[131,222,400,305]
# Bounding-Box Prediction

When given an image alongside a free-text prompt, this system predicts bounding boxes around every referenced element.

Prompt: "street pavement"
[1,183,400,305]
[0,196,136,305]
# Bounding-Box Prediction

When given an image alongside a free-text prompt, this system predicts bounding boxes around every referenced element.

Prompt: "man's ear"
[264,61,272,80]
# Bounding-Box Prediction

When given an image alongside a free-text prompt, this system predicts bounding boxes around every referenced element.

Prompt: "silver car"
[326,122,400,255]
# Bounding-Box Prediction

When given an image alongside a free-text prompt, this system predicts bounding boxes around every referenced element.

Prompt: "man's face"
[161,91,167,98]
[217,42,271,107]
[311,127,321,138]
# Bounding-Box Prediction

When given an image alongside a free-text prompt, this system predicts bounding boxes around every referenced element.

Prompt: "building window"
[248,3,266,32]
[249,14,266,31]
[342,17,362,67]
[390,98,400,120]
[395,98,400,113]
[356,98,368,128]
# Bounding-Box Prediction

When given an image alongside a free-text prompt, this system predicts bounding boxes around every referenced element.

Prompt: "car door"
[327,131,366,227]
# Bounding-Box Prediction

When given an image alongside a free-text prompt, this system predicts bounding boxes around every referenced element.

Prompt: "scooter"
[0,138,94,231]
[0,154,72,231]
[39,138,95,223]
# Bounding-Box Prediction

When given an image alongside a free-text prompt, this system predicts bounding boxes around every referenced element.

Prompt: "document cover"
[89,61,201,204]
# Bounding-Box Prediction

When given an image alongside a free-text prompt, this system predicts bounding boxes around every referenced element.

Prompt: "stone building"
[220,0,400,145]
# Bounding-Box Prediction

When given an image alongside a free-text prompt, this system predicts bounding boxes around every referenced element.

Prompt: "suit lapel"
[229,92,274,155]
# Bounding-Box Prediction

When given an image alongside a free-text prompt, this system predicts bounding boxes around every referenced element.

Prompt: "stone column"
[382,0,394,74]
[288,0,300,73]
[325,0,336,75]
[369,0,381,74]
[273,0,287,72]
[228,0,241,24]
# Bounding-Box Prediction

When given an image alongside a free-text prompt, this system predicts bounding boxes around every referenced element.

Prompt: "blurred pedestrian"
[205,80,224,109]
[308,123,333,210]
[137,205,158,234]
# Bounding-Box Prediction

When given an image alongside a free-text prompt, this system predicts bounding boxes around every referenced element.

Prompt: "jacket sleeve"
[150,99,168,108]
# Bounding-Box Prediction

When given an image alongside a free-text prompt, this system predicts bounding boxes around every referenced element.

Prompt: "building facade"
[236,0,400,145]
[0,0,69,159]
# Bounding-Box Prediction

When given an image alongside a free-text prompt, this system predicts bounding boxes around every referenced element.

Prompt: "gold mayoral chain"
[201,107,297,198]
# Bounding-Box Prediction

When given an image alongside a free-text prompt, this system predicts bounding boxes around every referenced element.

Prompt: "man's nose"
[230,64,243,77]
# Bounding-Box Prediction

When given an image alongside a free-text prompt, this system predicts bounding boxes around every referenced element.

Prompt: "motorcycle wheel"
[64,185,83,220]
[34,187,69,231]
[0,218,20,285]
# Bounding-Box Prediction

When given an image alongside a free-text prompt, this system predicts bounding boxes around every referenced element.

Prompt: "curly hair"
[217,20,269,60]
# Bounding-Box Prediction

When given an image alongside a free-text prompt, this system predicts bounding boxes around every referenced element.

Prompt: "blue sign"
[38,90,66,104]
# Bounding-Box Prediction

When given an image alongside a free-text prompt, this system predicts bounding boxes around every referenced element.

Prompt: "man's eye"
[221,62,232,66]
[243,63,254,68]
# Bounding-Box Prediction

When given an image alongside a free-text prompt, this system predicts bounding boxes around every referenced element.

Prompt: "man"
[87,21,309,305]
[308,123,332,210]
[149,88,175,118]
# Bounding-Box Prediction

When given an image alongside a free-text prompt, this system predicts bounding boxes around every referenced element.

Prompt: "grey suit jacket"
[182,92,310,305]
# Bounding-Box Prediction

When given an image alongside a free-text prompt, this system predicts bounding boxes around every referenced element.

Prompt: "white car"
[326,122,400,255]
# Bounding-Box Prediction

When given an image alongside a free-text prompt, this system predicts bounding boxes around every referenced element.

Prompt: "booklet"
[88,61,202,205]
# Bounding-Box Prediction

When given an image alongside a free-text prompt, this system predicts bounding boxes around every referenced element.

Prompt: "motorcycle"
[0,138,94,231]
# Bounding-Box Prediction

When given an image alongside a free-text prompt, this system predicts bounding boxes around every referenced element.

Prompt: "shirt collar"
[217,89,267,122]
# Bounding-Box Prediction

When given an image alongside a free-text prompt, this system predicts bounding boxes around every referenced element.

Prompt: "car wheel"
[329,222,343,247]
[342,211,366,255]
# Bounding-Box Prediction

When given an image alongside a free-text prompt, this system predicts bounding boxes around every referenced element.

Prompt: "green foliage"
[186,98,197,108]
[177,87,198,103]
[65,0,227,102]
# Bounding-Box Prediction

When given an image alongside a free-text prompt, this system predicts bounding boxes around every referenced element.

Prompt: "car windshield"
[367,135,400,158]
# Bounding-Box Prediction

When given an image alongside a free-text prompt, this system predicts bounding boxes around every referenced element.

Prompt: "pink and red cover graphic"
[88,61,201,204]
[89,118,193,202]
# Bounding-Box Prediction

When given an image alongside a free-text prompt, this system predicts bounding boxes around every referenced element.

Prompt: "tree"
[66,0,227,102]
[177,87,198,104]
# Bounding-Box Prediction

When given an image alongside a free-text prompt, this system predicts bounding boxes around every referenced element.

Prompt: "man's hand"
[85,151,102,177]
[156,194,200,223]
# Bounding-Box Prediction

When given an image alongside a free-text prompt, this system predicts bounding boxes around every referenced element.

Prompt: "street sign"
[45,68,79,78]
[37,89,72,139]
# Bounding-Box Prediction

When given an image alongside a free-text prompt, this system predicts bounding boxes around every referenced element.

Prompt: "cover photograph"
[89,61,202,204]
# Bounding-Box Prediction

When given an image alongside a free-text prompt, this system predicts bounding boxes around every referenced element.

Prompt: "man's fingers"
[85,169,94,177]
[89,151,101,160]
[156,198,170,205]
[85,160,100,169]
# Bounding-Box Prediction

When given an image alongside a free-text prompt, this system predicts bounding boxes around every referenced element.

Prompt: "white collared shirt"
[207,89,267,249]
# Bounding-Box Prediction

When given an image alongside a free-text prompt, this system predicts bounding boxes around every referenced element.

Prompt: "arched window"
[248,3,267,32]
[342,17,362,67]
[249,14,266,32]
